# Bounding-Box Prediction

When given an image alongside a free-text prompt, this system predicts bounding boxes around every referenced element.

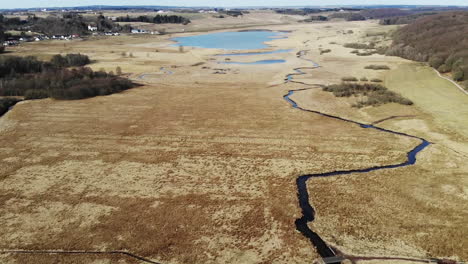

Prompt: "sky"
[1,0,467,9]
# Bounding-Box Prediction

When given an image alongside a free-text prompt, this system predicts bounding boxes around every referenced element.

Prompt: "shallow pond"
[220,59,286,65]
[216,49,293,56]
[171,31,287,50]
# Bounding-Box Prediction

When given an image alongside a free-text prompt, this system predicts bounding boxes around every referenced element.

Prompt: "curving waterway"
[0,36,455,264]
[284,52,432,263]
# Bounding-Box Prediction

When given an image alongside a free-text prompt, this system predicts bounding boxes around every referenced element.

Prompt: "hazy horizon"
[1,0,468,9]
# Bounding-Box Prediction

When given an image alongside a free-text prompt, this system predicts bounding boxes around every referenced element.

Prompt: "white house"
[131,29,148,34]
[88,25,98,31]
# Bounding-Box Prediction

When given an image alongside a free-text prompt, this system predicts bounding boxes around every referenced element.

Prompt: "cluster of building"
[3,34,81,47]
[130,29,163,34]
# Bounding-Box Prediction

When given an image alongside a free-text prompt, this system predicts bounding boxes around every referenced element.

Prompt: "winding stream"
[285,52,432,263]
[0,42,454,264]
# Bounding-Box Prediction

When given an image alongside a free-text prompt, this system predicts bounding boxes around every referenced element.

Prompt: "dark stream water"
[284,60,430,263]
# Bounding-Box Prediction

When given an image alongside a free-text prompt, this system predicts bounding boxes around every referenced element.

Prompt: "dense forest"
[116,14,190,24]
[360,8,411,19]
[0,54,136,100]
[387,11,468,82]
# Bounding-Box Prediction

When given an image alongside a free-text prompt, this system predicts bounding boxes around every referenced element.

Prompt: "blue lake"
[171,31,287,50]
[220,59,286,65]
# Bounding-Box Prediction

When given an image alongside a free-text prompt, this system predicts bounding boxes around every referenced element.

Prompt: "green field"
[385,63,468,139]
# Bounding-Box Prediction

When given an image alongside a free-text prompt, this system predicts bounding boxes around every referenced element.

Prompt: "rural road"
[434,69,468,95]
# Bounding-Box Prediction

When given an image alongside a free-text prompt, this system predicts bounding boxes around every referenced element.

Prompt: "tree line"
[0,54,136,100]
[116,15,190,25]
[0,54,90,77]
[387,11,468,82]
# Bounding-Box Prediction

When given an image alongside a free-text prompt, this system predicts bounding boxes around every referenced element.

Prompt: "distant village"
[2,16,164,47]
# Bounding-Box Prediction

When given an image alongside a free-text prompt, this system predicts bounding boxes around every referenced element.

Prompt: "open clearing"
[0,18,467,263]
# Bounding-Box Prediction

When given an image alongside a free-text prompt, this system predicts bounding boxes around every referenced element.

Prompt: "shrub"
[453,69,464,81]
[438,64,450,73]
[323,82,413,107]
[360,77,368,81]
[320,49,332,55]
[429,56,445,69]
[342,77,358,82]
[376,46,389,55]
[303,15,328,22]
[344,43,374,49]
[24,89,49,100]
[371,78,383,82]
[365,65,390,70]
[356,51,377,56]
[350,50,359,54]
[51,53,90,67]
[329,12,366,21]
[445,54,458,69]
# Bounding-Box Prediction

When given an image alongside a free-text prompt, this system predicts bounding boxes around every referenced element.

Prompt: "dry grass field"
[96,10,307,33]
[0,19,467,264]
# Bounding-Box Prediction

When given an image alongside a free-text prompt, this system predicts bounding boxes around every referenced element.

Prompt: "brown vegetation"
[341,76,358,82]
[320,49,332,55]
[365,65,390,70]
[360,8,411,19]
[379,12,437,25]
[343,43,375,49]
[323,82,413,107]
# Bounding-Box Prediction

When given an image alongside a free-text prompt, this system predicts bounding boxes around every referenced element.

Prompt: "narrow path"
[433,69,468,95]
[283,52,461,264]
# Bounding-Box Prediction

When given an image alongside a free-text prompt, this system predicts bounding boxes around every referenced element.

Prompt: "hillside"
[360,8,411,19]
[387,11,468,85]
